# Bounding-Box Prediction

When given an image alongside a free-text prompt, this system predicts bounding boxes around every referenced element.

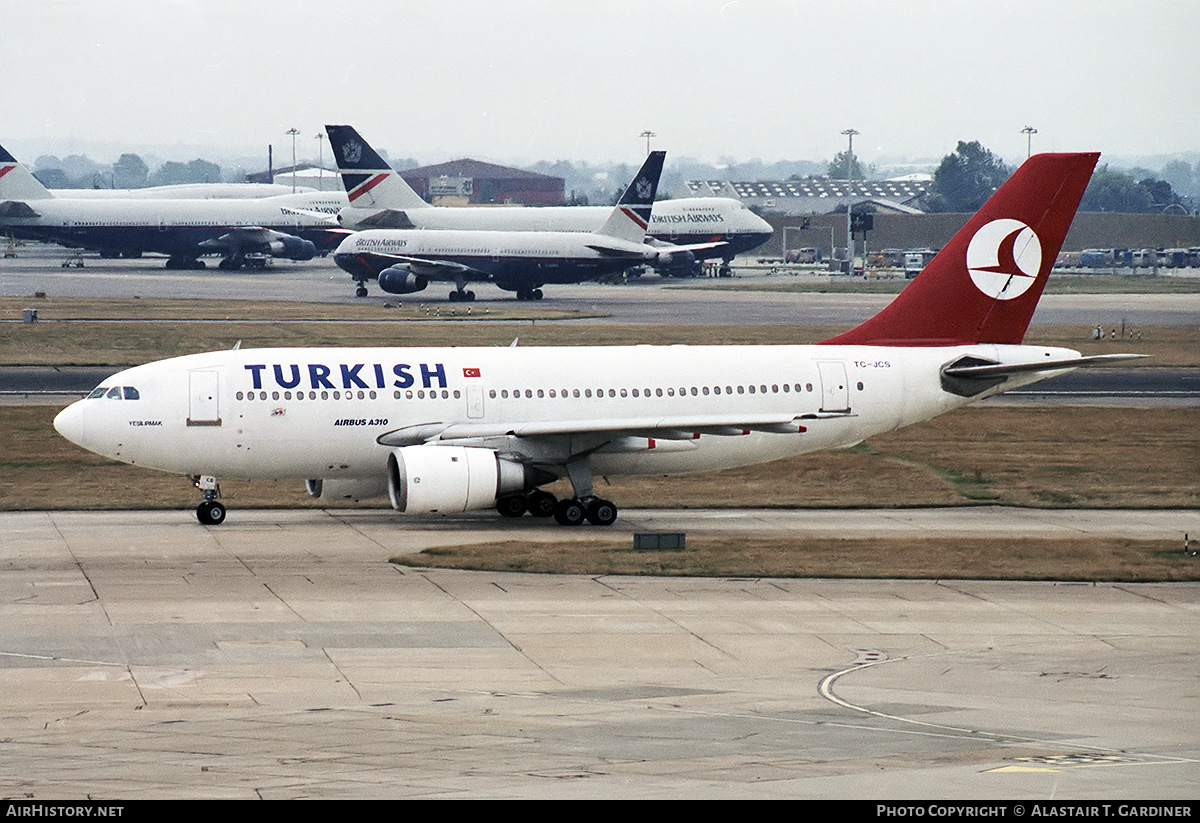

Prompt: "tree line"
[925,141,1193,214]
[29,144,1199,214]
[828,140,1195,215]
[32,153,223,189]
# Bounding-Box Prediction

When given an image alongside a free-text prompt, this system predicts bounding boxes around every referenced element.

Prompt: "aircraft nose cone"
[53,402,86,447]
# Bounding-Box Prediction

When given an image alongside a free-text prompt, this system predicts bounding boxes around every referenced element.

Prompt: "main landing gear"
[192,475,226,525]
[448,288,476,302]
[515,288,543,301]
[496,489,618,526]
[165,257,206,270]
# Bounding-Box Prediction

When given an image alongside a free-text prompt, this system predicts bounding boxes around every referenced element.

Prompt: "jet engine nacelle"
[267,236,317,261]
[386,445,527,513]
[654,248,699,277]
[305,477,389,501]
[378,266,429,295]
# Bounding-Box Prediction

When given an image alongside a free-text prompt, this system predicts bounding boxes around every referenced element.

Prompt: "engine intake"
[267,236,317,261]
[378,266,429,295]
[654,248,698,276]
[387,445,528,513]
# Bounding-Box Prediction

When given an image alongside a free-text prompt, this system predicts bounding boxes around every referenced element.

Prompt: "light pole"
[840,128,859,179]
[639,130,656,156]
[1022,125,1037,158]
[285,127,300,192]
[841,129,859,272]
[314,132,326,189]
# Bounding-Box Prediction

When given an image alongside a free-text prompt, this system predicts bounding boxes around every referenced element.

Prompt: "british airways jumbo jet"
[54,152,1137,527]
[326,125,772,284]
[0,143,345,269]
[333,150,720,302]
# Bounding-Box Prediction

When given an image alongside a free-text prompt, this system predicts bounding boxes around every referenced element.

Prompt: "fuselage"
[340,197,773,259]
[49,183,316,199]
[333,228,657,290]
[0,192,347,257]
[52,342,1079,485]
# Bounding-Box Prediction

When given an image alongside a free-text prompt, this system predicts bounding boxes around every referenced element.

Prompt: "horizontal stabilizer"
[356,209,417,229]
[0,200,41,218]
[942,353,1148,379]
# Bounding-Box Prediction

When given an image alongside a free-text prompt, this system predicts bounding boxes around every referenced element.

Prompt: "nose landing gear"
[192,475,227,525]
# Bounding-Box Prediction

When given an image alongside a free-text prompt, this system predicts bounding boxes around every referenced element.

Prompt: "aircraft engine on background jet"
[653,247,699,277]
[266,236,317,260]
[378,266,429,295]
[386,445,530,513]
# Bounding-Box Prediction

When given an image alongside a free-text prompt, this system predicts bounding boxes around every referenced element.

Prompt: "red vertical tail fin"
[820,152,1099,347]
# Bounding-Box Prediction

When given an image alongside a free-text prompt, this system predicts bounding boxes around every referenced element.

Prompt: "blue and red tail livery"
[325,125,430,210]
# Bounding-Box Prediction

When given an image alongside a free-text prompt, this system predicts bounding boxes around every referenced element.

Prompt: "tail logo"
[635,176,652,201]
[342,141,363,164]
[966,218,1042,300]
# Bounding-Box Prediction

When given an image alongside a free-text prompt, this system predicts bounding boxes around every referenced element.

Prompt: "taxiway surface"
[2,508,1198,799]
[4,250,1200,327]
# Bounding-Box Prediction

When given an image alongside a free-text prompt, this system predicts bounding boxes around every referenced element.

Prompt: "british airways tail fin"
[0,143,53,201]
[821,152,1099,347]
[325,125,430,212]
[596,150,666,244]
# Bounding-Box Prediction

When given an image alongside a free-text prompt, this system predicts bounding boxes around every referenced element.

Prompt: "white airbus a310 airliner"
[54,152,1137,526]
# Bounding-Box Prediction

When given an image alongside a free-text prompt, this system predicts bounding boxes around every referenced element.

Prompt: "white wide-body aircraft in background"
[333,149,722,301]
[55,151,1138,527]
[0,143,346,269]
[326,125,773,283]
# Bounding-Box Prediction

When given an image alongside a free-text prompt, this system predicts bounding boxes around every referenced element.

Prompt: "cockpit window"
[91,386,140,400]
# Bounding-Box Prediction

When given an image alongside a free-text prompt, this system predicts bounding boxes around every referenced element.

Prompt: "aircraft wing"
[198,227,272,250]
[371,254,485,279]
[657,239,728,254]
[377,411,820,449]
[196,227,318,261]
[582,239,726,258]
[583,242,655,258]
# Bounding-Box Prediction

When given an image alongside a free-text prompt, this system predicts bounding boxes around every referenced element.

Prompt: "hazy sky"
[4,0,1197,168]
